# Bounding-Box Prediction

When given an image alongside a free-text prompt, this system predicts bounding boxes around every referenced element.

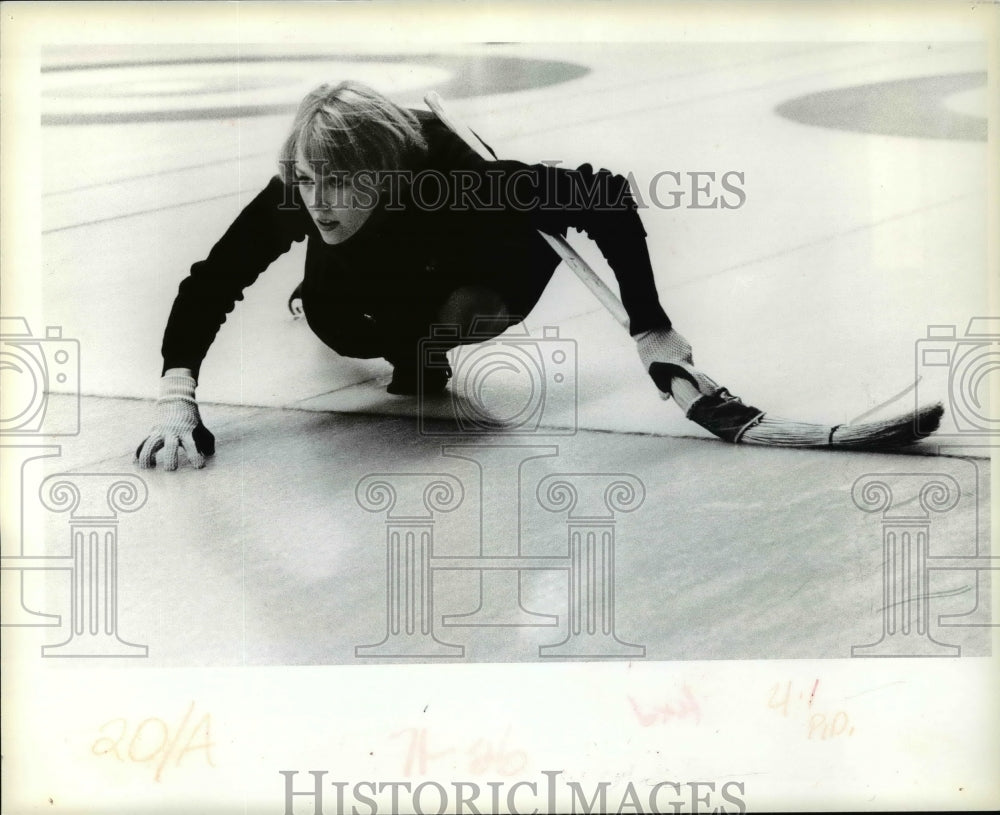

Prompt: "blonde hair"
[279,81,427,184]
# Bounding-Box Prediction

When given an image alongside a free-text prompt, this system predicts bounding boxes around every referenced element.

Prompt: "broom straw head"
[672,369,944,450]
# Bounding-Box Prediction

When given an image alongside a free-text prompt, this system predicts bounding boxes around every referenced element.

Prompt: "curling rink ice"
[3,41,995,671]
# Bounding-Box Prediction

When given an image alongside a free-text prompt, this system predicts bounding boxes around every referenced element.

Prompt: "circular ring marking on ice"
[43,74,300,99]
[41,54,590,125]
[940,86,987,118]
[42,62,451,118]
[775,72,986,141]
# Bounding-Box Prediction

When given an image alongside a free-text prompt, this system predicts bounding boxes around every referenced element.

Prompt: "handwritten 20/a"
[91,701,215,781]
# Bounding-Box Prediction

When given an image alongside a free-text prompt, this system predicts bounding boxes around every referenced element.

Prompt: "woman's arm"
[160,174,310,380]
[497,159,672,336]
[422,113,671,336]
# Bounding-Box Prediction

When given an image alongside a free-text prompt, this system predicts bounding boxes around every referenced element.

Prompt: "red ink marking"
[808,679,819,708]
[155,702,194,781]
[767,681,792,717]
[92,718,128,760]
[91,702,215,781]
[807,709,852,740]
[467,726,528,776]
[393,726,527,777]
[629,685,702,726]
[393,727,456,776]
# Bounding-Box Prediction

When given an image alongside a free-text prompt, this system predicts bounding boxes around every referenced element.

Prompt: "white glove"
[135,369,215,471]
[635,327,719,402]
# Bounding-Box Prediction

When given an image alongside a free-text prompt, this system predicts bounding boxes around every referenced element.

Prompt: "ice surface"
[18,42,993,665]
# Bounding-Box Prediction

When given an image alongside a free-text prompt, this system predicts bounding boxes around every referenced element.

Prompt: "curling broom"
[424,92,943,450]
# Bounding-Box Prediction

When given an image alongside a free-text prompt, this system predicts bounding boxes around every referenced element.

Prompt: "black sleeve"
[497,160,672,336]
[160,175,309,380]
[419,110,671,334]
[418,110,499,170]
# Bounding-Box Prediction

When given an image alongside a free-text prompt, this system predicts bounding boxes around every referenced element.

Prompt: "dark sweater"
[160,110,671,379]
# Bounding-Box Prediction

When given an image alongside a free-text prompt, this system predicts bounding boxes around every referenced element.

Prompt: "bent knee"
[436,285,517,341]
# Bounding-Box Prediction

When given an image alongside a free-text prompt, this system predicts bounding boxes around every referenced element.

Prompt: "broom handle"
[426,95,941,449]
[424,92,631,329]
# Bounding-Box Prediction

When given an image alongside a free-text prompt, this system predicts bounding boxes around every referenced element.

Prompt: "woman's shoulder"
[409,106,486,171]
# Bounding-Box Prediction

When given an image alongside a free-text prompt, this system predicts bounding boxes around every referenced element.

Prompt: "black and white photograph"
[2,1,998,813]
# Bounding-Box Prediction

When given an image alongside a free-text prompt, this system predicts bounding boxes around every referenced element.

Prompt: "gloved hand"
[635,327,719,403]
[135,368,215,470]
[288,281,304,319]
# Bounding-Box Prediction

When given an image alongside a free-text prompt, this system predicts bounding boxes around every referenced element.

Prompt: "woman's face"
[294,153,379,244]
